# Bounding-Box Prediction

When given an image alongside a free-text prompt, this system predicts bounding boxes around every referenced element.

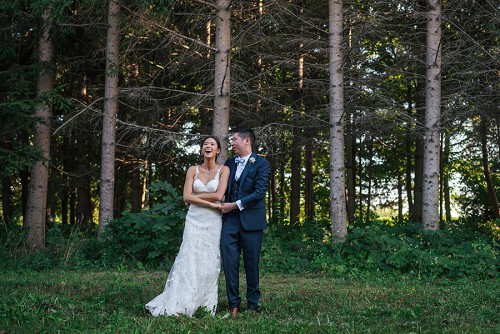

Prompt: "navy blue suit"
[221,152,271,310]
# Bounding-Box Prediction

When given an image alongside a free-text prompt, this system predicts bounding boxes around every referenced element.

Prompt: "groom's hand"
[220,202,237,213]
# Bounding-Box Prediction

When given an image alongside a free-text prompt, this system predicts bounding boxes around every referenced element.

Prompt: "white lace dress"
[145,166,223,317]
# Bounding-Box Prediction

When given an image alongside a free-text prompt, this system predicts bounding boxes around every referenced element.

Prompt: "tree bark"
[290,16,304,225]
[422,0,442,231]
[304,135,314,221]
[98,0,120,236]
[76,133,92,227]
[131,162,144,213]
[1,176,13,225]
[329,0,347,243]
[405,85,414,218]
[480,116,500,219]
[268,149,278,222]
[114,166,126,218]
[0,126,14,225]
[213,0,231,162]
[398,174,404,223]
[25,8,54,252]
[412,0,427,223]
[443,132,451,221]
[279,151,286,220]
[290,125,301,225]
[346,114,356,225]
[366,138,373,221]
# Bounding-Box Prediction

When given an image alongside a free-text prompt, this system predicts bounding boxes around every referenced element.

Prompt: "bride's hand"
[210,202,221,209]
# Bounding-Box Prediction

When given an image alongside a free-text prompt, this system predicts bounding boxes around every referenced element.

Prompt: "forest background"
[0,0,499,275]
[0,1,499,332]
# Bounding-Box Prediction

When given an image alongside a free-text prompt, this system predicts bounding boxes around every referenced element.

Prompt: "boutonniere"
[249,157,256,165]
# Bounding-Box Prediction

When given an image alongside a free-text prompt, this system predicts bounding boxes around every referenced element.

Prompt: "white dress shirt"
[235,153,251,181]
[235,153,252,210]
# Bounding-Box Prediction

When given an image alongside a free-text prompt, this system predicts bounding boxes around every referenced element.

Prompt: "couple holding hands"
[146,127,271,318]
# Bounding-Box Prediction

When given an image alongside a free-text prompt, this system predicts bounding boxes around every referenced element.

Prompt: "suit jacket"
[224,152,271,231]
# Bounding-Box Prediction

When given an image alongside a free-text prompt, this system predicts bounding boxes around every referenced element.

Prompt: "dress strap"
[214,165,223,179]
[195,165,200,180]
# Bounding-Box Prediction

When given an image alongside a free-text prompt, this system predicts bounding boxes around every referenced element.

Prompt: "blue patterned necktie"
[235,157,245,165]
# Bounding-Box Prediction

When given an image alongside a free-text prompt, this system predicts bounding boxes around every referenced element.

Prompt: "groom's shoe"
[230,307,240,318]
[247,305,260,313]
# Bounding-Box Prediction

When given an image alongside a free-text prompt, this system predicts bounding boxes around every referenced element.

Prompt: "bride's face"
[201,137,220,159]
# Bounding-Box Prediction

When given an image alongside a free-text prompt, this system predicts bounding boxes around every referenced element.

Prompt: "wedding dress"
[145,166,223,317]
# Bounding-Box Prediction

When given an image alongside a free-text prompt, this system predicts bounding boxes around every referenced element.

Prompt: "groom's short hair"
[232,126,255,147]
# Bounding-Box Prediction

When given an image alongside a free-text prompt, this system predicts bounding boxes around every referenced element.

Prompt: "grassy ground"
[0,270,498,334]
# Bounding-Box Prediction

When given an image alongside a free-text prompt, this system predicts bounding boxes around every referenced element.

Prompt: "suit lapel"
[228,158,237,192]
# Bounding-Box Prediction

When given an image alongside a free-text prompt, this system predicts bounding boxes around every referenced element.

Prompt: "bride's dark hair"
[199,135,221,160]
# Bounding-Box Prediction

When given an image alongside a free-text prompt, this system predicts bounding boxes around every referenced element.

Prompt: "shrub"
[262,220,499,279]
[101,181,186,267]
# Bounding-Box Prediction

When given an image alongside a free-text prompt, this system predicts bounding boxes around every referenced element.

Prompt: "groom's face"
[231,133,246,157]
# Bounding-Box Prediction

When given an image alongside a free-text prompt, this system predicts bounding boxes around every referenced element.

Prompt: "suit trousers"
[221,212,264,309]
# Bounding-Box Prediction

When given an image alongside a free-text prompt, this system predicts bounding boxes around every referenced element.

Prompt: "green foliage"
[0,143,43,177]
[0,223,100,270]
[263,220,500,279]
[102,181,186,266]
[0,181,186,270]
[336,222,499,278]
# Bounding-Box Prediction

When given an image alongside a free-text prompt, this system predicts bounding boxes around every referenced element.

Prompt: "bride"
[146,136,230,317]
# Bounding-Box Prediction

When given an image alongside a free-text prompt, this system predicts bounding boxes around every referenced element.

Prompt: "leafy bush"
[101,181,186,266]
[0,181,186,270]
[263,220,500,279]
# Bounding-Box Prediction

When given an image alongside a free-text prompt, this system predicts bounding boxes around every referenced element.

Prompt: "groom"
[220,127,271,317]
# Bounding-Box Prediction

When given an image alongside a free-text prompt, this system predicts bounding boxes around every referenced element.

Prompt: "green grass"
[0,270,498,333]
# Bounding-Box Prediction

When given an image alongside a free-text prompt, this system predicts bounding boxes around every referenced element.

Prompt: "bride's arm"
[192,166,230,202]
[183,166,221,209]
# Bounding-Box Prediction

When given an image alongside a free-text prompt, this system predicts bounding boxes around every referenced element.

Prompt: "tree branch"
[120,4,217,52]
[191,0,218,10]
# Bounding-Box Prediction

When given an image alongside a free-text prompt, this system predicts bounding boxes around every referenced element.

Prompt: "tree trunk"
[114,166,126,218]
[496,118,500,156]
[412,0,427,223]
[98,0,120,236]
[269,152,278,222]
[290,23,304,225]
[346,114,356,225]
[131,162,144,213]
[213,0,231,162]
[413,115,424,223]
[328,0,347,243]
[398,174,403,223]
[304,135,314,221]
[69,191,76,225]
[366,138,373,221]
[480,116,500,219]
[358,150,363,223]
[439,133,444,222]
[25,8,54,252]
[0,126,14,225]
[61,177,68,225]
[443,132,451,221]
[255,0,264,114]
[422,0,442,231]
[1,176,13,225]
[279,152,286,220]
[76,133,92,227]
[290,125,301,225]
[405,85,414,218]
